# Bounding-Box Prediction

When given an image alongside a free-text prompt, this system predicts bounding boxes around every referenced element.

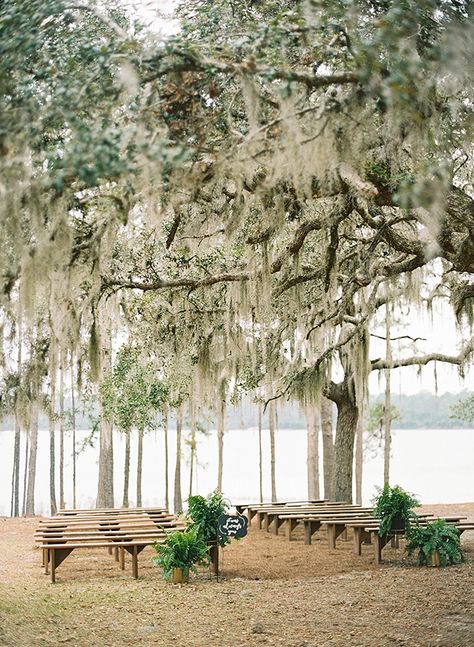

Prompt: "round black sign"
[217,514,248,538]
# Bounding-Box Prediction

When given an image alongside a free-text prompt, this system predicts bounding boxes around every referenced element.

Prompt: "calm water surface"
[0,427,473,515]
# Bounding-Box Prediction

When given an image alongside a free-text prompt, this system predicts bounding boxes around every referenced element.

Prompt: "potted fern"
[373,484,419,536]
[406,519,464,567]
[187,491,230,574]
[153,527,210,583]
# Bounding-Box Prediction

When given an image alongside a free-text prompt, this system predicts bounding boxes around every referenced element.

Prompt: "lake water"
[0,427,473,516]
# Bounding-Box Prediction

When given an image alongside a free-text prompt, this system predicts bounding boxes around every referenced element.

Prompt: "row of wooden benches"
[36,507,185,582]
[234,500,474,563]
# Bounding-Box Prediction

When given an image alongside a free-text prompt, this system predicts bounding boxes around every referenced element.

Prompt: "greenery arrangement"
[406,519,465,567]
[373,485,420,537]
[187,491,230,548]
[152,527,210,581]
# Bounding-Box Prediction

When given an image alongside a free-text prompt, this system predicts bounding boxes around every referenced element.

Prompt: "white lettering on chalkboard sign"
[217,514,248,538]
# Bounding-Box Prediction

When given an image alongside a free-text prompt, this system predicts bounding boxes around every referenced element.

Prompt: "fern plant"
[373,484,420,537]
[406,519,464,566]
[187,490,230,547]
[152,527,210,580]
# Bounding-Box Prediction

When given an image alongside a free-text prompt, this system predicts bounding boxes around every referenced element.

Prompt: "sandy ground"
[1,504,474,647]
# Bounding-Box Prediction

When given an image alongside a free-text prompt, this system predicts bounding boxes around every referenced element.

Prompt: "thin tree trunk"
[25,402,39,516]
[122,432,130,507]
[217,399,225,492]
[136,431,143,507]
[70,355,77,509]
[384,301,392,485]
[11,414,21,517]
[163,407,169,510]
[268,400,277,502]
[173,407,183,514]
[258,401,263,503]
[355,414,363,505]
[305,404,320,500]
[22,429,29,516]
[59,357,65,509]
[11,314,22,517]
[49,380,58,516]
[321,397,335,500]
[96,322,114,508]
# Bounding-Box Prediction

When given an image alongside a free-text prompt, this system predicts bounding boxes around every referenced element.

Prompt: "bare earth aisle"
[1,505,473,647]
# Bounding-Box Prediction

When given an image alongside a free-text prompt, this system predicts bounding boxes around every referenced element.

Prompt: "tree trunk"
[355,414,363,505]
[136,431,143,507]
[49,380,58,516]
[384,301,392,485]
[321,397,335,500]
[25,403,39,516]
[59,357,65,509]
[188,429,195,499]
[173,407,183,514]
[70,355,77,509]
[268,400,277,502]
[217,400,225,492]
[96,322,114,508]
[11,314,22,517]
[332,382,358,503]
[22,429,29,516]
[163,407,169,510]
[305,404,320,500]
[258,401,263,503]
[122,432,130,507]
[11,414,21,517]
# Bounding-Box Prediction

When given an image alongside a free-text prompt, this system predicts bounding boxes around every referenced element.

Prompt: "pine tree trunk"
[11,414,21,517]
[25,403,39,516]
[49,380,58,516]
[122,432,130,507]
[22,429,29,516]
[173,407,183,514]
[355,414,363,505]
[258,401,263,503]
[217,400,225,492]
[96,324,114,508]
[11,315,22,517]
[59,358,65,509]
[163,408,169,510]
[188,432,195,499]
[332,381,358,503]
[384,301,392,485]
[321,397,335,500]
[70,356,77,509]
[269,400,277,502]
[305,404,320,500]
[136,431,143,507]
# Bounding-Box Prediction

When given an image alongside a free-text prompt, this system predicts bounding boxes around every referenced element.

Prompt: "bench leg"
[327,524,336,550]
[353,528,363,555]
[286,519,297,541]
[256,512,263,530]
[132,546,138,579]
[114,546,119,561]
[44,549,50,574]
[120,547,125,570]
[108,546,113,555]
[263,514,270,532]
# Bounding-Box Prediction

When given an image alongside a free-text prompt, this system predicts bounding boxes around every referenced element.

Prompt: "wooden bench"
[250,502,348,530]
[36,509,185,582]
[277,507,374,540]
[234,500,326,517]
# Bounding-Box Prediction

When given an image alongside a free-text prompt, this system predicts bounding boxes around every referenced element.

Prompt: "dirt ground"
[1,504,474,647]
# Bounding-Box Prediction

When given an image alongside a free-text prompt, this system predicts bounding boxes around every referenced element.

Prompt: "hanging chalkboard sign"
[217,514,248,538]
